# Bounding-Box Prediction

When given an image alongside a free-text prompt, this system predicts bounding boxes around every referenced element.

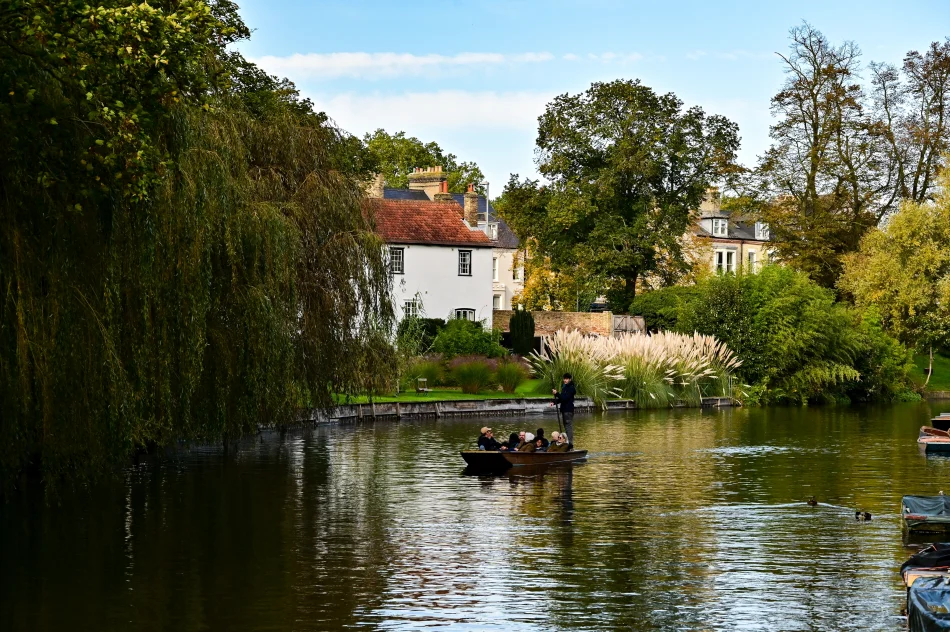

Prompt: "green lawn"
[911,351,950,392]
[336,379,549,404]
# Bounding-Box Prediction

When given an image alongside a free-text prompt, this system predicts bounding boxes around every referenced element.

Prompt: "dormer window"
[712,219,728,237]
[485,223,498,240]
[755,221,770,240]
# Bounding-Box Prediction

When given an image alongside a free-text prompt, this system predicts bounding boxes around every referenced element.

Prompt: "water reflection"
[2,403,949,631]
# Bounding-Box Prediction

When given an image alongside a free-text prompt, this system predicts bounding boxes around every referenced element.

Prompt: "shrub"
[529,330,624,407]
[496,359,529,393]
[629,285,700,332]
[510,309,536,355]
[396,317,446,355]
[431,318,507,358]
[407,358,443,386]
[451,360,496,394]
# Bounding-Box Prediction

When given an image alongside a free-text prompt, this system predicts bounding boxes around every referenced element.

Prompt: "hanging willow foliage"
[0,0,395,489]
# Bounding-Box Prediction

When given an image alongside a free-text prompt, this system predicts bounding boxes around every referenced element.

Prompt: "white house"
[368,168,494,322]
[694,188,771,273]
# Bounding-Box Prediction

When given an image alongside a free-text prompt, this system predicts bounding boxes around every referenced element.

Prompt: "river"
[2,403,949,631]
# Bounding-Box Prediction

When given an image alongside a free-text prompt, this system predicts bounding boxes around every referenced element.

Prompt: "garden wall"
[493,310,613,337]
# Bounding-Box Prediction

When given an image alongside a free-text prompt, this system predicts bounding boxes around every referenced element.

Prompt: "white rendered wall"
[491,248,524,311]
[391,244,494,324]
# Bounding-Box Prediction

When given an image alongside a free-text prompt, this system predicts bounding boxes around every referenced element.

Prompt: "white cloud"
[250,51,554,80]
[563,53,580,61]
[310,90,556,135]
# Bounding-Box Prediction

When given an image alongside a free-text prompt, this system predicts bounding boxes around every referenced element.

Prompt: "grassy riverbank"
[337,379,546,404]
[911,352,950,392]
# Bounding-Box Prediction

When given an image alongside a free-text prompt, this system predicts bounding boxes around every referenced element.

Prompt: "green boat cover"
[909,576,950,631]
[905,496,950,517]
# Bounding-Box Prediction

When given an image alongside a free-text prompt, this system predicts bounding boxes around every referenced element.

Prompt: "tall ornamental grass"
[530,330,741,408]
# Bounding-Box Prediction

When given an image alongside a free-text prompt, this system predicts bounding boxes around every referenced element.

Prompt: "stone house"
[693,188,771,273]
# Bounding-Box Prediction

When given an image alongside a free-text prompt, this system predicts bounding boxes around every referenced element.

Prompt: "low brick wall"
[493,310,613,337]
[926,392,950,400]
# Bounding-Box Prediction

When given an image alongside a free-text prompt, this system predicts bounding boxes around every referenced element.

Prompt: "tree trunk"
[925,346,934,387]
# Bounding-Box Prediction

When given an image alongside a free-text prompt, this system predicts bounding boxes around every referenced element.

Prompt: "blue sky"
[236,0,949,191]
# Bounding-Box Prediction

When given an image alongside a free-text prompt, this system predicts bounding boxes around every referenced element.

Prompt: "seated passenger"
[477,427,505,451]
[519,432,537,453]
[547,431,570,452]
[534,436,546,452]
[535,428,550,449]
[513,430,527,451]
[504,432,520,450]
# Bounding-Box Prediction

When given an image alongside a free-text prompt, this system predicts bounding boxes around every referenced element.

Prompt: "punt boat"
[919,427,950,453]
[903,544,950,588]
[907,576,950,631]
[461,449,588,472]
[934,415,950,432]
[904,496,950,532]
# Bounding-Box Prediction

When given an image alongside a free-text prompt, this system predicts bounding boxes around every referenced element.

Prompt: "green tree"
[839,169,950,384]
[363,129,484,192]
[509,309,535,355]
[0,1,394,488]
[503,79,739,307]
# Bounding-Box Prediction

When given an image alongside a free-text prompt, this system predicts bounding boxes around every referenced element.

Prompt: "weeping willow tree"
[0,0,394,488]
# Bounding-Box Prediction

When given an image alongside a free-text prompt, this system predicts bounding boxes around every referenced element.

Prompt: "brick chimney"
[364,172,385,198]
[433,180,454,202]
[408,166,447,200]
[463,183,479,227]
[700,186,721,213]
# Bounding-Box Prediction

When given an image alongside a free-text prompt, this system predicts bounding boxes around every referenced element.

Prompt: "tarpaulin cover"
[904,496,950,517]
[903,544,950,575]
[908,576,950,631]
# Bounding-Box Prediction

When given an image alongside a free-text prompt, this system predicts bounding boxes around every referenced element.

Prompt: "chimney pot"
[467,183,474,193]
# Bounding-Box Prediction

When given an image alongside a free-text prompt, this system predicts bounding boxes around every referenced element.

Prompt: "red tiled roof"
[367,198,492,247]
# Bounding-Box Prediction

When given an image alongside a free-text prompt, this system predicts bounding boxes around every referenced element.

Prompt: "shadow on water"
[3,402,950,630]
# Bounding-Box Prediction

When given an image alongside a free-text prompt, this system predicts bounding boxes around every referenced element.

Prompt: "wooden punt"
[904,496,950,532]
[461,449,588,472]
[919,427,950,453]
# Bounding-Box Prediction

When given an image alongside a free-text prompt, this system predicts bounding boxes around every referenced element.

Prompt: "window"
[388,246,404,275]
[712,218,728,237]
[454,308,476,321]
[486,223,498,240]
[403,299,419,318]
[513,265,522,282]
[493,294,502,310]
[715,250,735,274]
[458,250,472,276]
[755,221,770,241]
[747,250,757,272]
[492,257,499,281]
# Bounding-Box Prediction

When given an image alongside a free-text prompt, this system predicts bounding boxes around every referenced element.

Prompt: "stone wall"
[492,310,613,337]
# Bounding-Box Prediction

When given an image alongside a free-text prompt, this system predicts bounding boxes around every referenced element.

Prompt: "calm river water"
[3,403,950,631]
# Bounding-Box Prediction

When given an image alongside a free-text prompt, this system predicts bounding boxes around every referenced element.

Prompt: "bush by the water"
[431,319,507,358]
[634,266,916,404]
[451,360,496,394]
[396,317,446,355]
[496,359,530,393]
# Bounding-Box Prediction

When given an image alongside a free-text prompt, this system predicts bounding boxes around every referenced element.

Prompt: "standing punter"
[552,373,576,448]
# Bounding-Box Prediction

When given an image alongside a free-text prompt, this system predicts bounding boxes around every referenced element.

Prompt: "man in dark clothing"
[553,373,576,448]
[535,428,550,449]
[477,427,505,451]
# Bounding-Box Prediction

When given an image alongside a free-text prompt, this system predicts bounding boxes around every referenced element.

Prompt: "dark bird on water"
[863,512,872,521]
[807,496,818,506]
[855,511,862,520]
[855,510,872,521]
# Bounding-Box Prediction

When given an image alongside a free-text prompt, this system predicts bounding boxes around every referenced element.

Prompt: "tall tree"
[839,169,950,385]
[870,39,950,204]
[756,25,950,288]
[363,129,484,193]
[502,80,739,307]
[0,1,394,488]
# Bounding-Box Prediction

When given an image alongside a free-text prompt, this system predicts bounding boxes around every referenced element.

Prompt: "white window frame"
[755,221,770,241]
[747,250,757,272]
[493,294,502,310]
[454,308,476,321]
[715,249,736,274]
[712,218,728,237]
[388,246,404,275]
[403,299,419,318]
[458,250,472,276]
[492,256,499,281]
[486,223,498,240]
[513,264,522,282]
